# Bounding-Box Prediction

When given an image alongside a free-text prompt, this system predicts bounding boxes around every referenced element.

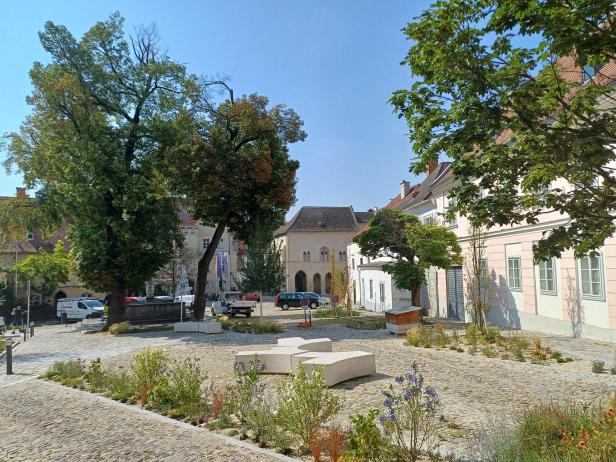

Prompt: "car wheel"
[282,304,290,311]
[309,302,317,309]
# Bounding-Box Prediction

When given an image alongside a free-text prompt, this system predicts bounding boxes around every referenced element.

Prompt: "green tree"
[169,83,305,320]
[353,209,461,303]
[236,219,286,320]
[15,240,71,298]
[5,13,198,324]
[392,0,616,260]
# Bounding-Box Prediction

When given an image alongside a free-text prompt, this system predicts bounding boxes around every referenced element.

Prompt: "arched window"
[320,247,329,262]
[325,273,332,294]
[338,250,346,262]
[303,251,311,262]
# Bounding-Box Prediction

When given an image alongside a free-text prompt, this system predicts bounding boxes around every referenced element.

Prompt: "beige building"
[274,206,373,293]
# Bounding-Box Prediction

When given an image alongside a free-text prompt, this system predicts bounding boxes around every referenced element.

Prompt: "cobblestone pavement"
[0,379,292,462]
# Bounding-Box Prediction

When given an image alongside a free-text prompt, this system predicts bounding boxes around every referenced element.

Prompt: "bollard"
[23,329,27,342]
[30,324,34,337]
[6,342,13,374]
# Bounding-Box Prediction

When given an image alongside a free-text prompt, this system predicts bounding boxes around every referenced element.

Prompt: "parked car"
[57,298,105,321]
[174,294,194,307]
[154,295,174,303]
[211,291,255,317]
[244,292,261,302]
[275,292,320,310]
[124,296,146,304]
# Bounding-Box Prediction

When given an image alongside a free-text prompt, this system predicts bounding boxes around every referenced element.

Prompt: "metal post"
[180,299,184,323]
[30,323,34,337]
[23,330,26,342]
[6,342,13,374]
[26,279,30,339]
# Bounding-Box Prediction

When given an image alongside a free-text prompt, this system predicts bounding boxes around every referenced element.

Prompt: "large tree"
[353,209,461,304]
[5,13,197,324]
[392,0,616,260]
[169,83,305,319]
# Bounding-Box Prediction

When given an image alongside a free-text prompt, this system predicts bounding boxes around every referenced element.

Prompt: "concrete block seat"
[291,351,376,386]
[275,337,332,352]
[235,347,307,374]
[174,321,222,334]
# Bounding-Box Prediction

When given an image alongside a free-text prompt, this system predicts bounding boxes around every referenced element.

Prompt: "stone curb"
[40,379,299,461]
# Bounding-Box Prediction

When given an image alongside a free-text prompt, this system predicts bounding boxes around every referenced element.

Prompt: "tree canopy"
[15,240,72,298]
[353,209,461,299]
[169,83,305,319]
[6,13,197,324]
[392,0,616,260]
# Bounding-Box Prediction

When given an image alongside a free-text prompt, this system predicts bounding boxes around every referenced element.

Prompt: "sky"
[0,0,431,218]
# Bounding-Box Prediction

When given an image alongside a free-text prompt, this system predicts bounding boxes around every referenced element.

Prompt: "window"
[479,258,489,287]
[320,248,328,262]
[478,187,487,199]
[379,282,385,303]
[507,257,522,291]
[218,238,223,248]
[369,280,373,299]
[582,63,602,82]
[202,238,210,249]
[423,215,435,225]
[359,257,364,265]
[579,254,604,300]
[538,258,556,295]
[303,251,311,262]
[338,250,346,262]
[352,258,355,270]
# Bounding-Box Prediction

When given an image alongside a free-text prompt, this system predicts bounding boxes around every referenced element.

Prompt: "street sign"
[332,295,340,304]
[300,297,309,307]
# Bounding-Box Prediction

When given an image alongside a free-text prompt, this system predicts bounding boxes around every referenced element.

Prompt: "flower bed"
[405,324,573,365]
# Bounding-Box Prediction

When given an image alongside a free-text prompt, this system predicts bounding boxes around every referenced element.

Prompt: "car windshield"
[84,300,103,308]
[226,293,242,301]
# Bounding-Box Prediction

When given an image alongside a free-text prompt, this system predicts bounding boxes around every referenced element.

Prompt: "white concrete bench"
[173,321,222,334]
[235,347,308,374]
[275,337,332,352]
[291,351,376,386]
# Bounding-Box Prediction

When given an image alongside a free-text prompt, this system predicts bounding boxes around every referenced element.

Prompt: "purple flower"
[403,388,415,400]
[387,412,396,422]
[384,397,394,408]
[426,387,438,399]
[405,373,417,385]
[394,375,404,384]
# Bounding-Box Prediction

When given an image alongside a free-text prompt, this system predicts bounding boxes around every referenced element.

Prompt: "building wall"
[431,177,616,342]
[276,231,350,293]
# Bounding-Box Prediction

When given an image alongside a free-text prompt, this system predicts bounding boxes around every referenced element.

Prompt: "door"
[77,301,89,319]
[446,267,464,320]
[427,267,439,316]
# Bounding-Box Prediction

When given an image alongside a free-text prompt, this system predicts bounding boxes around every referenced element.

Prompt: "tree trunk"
[412,284,422,307]
[193,218,229,320]
[106,279,126,326]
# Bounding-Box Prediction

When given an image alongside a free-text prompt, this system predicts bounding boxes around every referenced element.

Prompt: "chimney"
[428,160,439,175]
[15,187,27,198]
[400,180,410,199]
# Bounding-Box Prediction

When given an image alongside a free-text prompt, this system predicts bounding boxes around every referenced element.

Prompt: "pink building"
[430,167,616,343]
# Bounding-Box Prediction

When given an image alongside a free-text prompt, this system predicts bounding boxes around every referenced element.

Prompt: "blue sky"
[0,0,430,218]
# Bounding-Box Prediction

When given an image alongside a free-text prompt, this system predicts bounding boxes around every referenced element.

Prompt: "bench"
[275,337,332,352]
[235,347,308,374]
[291,351,376,386]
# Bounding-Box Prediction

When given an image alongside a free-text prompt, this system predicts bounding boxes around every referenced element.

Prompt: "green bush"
[276,365,341,450]
[0,339,5,353]
[482,327,502,344]
[104,369,135,402]
[465,324,479,345]
[131,348,169,405]
[347,409,391,461]
[405,329,421,347]
[222,318,283,334]
[482,346,497,358]
[42,359,84,386]
[418,326,433,348]
[84,358,107,392]
[591,360,606,374]
[313,308,359,319]
[108,321,132,334]
[346,317,386,330]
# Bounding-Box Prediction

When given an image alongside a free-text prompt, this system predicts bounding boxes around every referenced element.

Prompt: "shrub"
[347,409,390,461]
[560,407,616,461]
[465,324,479,345]
[131,348,169,406]
[380,362,440,461]
[435,324,448,348]
[481,346,496,358]
[108,321,132,334]
[418,326,433,348]
[223,319,283,334]
[84,358,107,392]
[482,327,502,344]
[43,359,84,386]
[276,365,341,450]
[405,329,421,347]
[327,425,345,462]
[104,369,135,402]
[610,367,616,375]
[592,360,606,374]
[508,335,529,362]
[313,308,359,319]
[450,329,460,346]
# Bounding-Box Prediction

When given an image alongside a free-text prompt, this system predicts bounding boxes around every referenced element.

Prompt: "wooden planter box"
[384,306,422,335]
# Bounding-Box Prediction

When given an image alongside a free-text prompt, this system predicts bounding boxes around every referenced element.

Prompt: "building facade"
[275,206,372,293]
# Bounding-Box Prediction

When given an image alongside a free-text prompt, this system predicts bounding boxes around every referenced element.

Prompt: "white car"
[57,298,104,321]
[175,295,194,307]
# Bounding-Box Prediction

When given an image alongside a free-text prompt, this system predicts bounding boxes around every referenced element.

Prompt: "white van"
[56,298,104,321]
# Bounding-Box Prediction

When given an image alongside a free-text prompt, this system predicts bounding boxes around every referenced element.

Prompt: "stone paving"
[2,305,616,460]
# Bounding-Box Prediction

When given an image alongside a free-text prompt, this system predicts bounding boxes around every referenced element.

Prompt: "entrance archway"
[325,273,332,294]
[313,273,321,293]
[295,271,307,292]
[54,290,67,302]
